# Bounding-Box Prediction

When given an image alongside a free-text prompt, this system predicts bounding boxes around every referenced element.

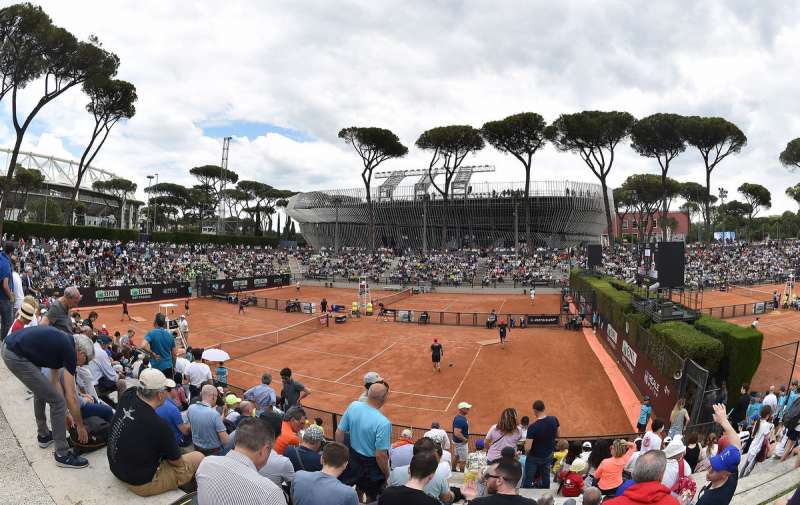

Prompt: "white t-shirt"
[175,357,190,375]
[11,272,23,310]
[661,458,692,489]
[186,362,212,387]
[641,431,663,453]
[747,421,774,461]
[763,393,778,413]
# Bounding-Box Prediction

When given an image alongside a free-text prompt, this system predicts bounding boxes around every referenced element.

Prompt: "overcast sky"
[2,0,800,214]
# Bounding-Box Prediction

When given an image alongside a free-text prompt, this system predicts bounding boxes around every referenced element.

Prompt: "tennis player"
[431,338,443,372]
[238,297,246,314]
[499,320,508,348]
[121,298,131,321]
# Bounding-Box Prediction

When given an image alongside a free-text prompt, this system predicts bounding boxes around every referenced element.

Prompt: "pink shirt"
[484,424,522,461]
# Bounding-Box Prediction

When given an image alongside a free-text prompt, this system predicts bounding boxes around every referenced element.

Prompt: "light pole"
[146,175,154,233]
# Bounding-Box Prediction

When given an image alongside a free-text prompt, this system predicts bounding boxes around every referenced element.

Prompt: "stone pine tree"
[65,77,137,224]
[92,177,136,228]
[546,111,636,245]
[630,113,686,241]
[780,138,800,172]
[338,127,408,251]
[0,4,120,235]
[481,112,548,250]
[786,183,800,212]
[738,183,771,240]
[682,116,747,242]
[416,125,485,250]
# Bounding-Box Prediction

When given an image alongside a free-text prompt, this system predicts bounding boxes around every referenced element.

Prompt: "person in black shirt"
[107,368,204,496]
[1,326,94,469]
[431,339,443,372]
[523,400,559,488]
[320,297,328,313]
[379,451,439,505]
[729,384,751,430]
[466,458,537,504]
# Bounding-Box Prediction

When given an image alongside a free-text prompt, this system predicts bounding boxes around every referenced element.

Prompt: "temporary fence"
[211,314,328,360]
[750,341,799,391]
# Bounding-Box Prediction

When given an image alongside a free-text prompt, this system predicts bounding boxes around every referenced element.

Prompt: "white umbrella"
[202,348,230,362]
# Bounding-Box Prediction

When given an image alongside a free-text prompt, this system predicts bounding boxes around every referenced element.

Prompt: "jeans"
[2,344,69,456]
[0,298,12,339]
[523,454,552,488]
[81,401,114,422]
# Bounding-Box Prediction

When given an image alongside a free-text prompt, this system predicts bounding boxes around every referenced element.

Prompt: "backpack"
[671,457,697,497]
[68,416,110,453]
[784,397,800,431]
[559,471,584,497]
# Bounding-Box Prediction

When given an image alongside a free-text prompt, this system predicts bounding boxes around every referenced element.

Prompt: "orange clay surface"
[677,283,782,308]
[88,288,631,438]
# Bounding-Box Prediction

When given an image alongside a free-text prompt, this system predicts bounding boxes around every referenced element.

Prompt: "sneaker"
[55,450,89,469]
[37,432,54,448]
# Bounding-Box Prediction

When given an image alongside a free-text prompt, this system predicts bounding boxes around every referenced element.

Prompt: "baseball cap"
[303,426,325,443]
[164,378,177,389]
[570,459,588,474]
[363,371,383,386]
[225,394,242,406]
[582,441,592,449]
[475,439,485,449]
[98,334,112,345]
[458,401,472,409]
[139,368,167,390]
[710,445,741,473]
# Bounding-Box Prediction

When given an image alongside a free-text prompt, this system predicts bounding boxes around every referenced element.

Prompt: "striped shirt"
[197,450,286,505]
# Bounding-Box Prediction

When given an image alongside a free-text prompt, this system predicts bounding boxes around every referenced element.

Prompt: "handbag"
[671,457,697,497]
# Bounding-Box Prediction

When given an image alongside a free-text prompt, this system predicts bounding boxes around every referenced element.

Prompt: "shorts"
[125,454,200,497]
[432,355,441,363]
[341,449,386,499]
[455,442,469,461]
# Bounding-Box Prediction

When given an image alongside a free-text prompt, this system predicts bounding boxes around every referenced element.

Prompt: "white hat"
[102,324,107,329]
[139,368,167,390]
[401,428,413,438]
[424,429,447,447]
[582,441,592,449]
[457,401,472,409]
[664,439,686,459]
[164,379,177,389]
[363,371,383,385]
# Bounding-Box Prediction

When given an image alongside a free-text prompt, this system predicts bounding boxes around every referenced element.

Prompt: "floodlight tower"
[218,136,232,234]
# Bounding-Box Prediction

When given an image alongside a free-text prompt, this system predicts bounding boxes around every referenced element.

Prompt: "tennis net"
[215,315,327,360]
[730,285,774,301]
[374,288,414,306]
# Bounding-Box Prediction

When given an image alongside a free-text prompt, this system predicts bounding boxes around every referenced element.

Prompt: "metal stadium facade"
[285,172,610,250]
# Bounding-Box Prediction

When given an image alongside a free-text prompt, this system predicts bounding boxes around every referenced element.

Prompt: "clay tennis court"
[87,289,632,439]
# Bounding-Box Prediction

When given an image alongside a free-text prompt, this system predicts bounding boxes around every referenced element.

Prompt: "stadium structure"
[284,166,610,250]
[1,148,143,228]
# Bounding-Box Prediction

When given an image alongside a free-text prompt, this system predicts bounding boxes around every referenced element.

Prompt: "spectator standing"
[453,401,472,471]
[280,367,310,409]
[764,386,779,414]
[641,418,665,453]
[143,313,176,378]
[465,458,536,505]
[523,400,560,489]
[285,426,324,472]
[359,371,384,402]
[186,352,213,402]
[40,286,82,334]
[274,406,307,455]
[637,396,652,432]
[428,421,451,451]
[594,439,636,496]
[244,372,277,415]
[178,315,189,342]
[0,242,14,338]
[187,384,230,455]
[335,382,392,503]
[668,399,689,439]
[10,257,23,312]
[604,451,678,505]
[695,404,742,505]
[730,384,751,429]
[196,416,286,505]
[2,326,93,468]
[380,451,441,505]
[107,369,204,496]
[292,441,358,505]
[485,408,523,461]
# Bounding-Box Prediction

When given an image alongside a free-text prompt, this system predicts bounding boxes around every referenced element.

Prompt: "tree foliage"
[338,126,408,250]
[617,173,680,243]
[786,183,800,211]
[93,177,136,228]
[738,182,771,226]
[780,138,800,172]
[546,111,635,245]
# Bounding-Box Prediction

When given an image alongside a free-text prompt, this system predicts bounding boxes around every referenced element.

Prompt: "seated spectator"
[661,439,692,492]
[244,372,277,415]
[156,378,191,447]
[564,486,601,505]
[88,335,121,408]
[604,450,678,505]
[285,425,324,472]
[187,384,229,455]
[465,439,488,486]
[560,458,587,498]
[274,406,307,455]
[381,451,442,505]
[390,428,415,469]
[463,458,535,504]
[388,437,453,503]
[107,369,204,496]
[292,441,358,505]
[259,440,296,488]
[594,439,636,496]
[196,416,287,504]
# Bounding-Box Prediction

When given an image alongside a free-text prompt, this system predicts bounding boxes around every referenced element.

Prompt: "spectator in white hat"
[579,441,593,462]
[390,428,415,469]
[359,371,383,402]
[661,438,691,490]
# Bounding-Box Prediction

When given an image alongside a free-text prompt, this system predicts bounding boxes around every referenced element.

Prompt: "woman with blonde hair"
[668,397,689,438]
[484,407,522,461]
[593,438,636,496]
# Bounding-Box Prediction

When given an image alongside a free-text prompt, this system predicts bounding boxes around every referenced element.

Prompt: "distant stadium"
[285,169,609,250]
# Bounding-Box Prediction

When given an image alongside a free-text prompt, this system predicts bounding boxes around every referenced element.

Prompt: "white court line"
[292,347,370,360]
[445,347,482,412]
[336,343,397,382]
[233,358,452,399]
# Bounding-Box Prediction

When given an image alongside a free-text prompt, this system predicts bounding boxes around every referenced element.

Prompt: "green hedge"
[694,316,763,408]
[1,220,280,246]
[650,321,724,375]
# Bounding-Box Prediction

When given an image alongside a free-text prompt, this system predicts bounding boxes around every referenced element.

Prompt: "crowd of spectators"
[391,252,479,286]
[298,248,394,281]
[482,251,565,287]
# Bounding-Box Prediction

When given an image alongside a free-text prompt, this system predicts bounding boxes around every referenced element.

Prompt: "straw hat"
[17,302,35,322]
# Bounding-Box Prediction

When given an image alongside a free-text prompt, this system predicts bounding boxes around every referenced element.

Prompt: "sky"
[2,0,800,214]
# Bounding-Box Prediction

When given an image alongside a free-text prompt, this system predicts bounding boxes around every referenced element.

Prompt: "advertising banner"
[43,283,193,307]
[526,315,561,325]
[203,274,291,294]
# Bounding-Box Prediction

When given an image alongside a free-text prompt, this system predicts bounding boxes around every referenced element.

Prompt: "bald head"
[239,401,254,417]
[201,384,218,403]
[583,487,602,505]
[367,382,389,406]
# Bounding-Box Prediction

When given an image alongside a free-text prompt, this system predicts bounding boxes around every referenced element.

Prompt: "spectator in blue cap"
[694,404,742,505]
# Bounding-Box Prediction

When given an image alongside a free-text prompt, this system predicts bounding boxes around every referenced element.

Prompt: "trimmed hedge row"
[694,316,763,408]
[1,220,280,246]
[650,321,723,374]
